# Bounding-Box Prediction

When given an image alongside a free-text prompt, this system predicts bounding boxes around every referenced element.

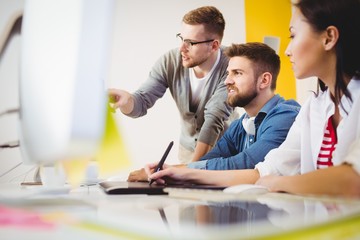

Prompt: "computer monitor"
[19,0,114,169]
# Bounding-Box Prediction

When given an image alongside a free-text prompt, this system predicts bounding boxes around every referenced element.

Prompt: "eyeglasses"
[176,33,214,50]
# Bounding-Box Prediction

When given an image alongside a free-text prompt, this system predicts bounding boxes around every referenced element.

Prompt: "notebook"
[99,181,226,195]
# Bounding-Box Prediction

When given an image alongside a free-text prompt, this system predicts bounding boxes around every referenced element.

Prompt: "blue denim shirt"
[187,94,300,170]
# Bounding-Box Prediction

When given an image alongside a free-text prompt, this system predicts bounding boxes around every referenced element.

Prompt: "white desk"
[0,182,360,240]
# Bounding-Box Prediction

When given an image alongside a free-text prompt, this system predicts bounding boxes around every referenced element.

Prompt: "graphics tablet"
[99,181,167,195]
[99,181,226,195]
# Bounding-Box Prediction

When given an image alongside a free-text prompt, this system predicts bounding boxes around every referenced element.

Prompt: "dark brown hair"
[225,42,280,90]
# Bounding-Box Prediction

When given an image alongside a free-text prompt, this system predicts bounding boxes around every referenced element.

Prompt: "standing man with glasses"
[108,6,235,181]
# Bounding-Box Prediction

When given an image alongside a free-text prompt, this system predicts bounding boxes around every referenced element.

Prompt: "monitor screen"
[19,0,114,166]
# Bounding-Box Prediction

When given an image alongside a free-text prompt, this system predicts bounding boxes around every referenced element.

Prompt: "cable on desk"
[0,108,19,117]
[0,140,19,149]
[16,165,39,184]
[0,162,22,178]
[0,108,20,149]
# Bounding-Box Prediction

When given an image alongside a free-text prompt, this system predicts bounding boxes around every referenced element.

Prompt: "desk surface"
[0,182,360,240]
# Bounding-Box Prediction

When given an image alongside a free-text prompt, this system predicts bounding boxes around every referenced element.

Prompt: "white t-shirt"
[189,49,221,110]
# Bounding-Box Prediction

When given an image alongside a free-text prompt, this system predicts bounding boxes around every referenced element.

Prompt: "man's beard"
[182,55,208,68]
[227,87,258,108]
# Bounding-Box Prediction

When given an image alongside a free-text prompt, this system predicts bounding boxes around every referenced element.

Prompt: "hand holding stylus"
[149,141,174,185]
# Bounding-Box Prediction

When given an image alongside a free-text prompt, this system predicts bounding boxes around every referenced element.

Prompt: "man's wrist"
[174,164,187,168]
[187,160,207,170]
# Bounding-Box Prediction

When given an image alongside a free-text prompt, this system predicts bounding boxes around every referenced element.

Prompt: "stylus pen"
[149,141,174,186]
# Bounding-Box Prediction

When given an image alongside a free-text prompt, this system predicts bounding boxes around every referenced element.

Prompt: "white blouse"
[256,79,360,176]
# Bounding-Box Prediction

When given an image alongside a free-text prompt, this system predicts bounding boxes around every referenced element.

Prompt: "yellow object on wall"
[244,0,296,100]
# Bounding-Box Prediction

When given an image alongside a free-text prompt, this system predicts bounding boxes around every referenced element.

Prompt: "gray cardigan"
[127,47,233,151]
